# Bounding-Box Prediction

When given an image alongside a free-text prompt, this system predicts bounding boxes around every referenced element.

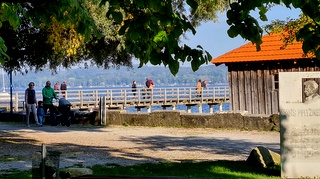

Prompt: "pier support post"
[209,104,214,114]
[198,104,202,114]
[219,103,223,111]
[187,106,191,113]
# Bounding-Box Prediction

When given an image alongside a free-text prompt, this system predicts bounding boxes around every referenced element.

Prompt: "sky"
[180,5,302,66]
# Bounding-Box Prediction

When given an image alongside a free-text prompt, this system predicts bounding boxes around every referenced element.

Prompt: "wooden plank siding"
[238,70,246,111]
[225,60,320,115]
[251,68,258,114]
[244,67,252,112]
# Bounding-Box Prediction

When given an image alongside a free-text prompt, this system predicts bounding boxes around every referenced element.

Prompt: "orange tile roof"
[211,33,315,65]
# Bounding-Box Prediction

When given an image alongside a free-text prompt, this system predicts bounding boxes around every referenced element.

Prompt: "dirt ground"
[0,122,280,172]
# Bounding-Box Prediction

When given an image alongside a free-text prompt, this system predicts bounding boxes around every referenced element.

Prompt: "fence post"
[124,90,127,110]
[41,144,46,179]
[100,96,107,125]
[79,91,83,108]
[198,104,202,114]
[14,92,19,112]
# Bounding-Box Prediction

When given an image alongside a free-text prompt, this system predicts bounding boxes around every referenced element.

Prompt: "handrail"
[0,86,229,112]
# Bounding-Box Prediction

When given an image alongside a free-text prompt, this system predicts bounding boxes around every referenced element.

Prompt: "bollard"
[32,144,61,179]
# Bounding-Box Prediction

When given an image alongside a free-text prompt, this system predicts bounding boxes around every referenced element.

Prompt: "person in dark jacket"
[25,82,40,127]
[132,80,137,97]
[60,80,67,98]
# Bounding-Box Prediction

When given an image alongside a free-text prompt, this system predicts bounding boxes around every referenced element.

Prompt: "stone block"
[60,167,93,178]
[246,146,280,168]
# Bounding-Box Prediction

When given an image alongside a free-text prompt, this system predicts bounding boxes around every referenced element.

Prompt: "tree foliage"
[0,0,229,75]
[226,0,320,59]
[0,0,131,74]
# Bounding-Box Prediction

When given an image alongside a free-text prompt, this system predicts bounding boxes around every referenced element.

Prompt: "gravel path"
[0,122,280,172]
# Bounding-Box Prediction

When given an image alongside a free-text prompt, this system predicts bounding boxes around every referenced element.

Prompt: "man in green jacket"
[42,81,60,126]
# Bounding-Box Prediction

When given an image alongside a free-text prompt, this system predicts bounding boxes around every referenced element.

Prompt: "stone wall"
[100,110,280,131]
[0,110,280,131]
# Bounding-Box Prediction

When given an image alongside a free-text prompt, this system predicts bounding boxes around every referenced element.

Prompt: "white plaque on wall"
[280,72,320,177]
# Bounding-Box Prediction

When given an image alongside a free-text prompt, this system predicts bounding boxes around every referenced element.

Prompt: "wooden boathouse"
[211,33,319,115]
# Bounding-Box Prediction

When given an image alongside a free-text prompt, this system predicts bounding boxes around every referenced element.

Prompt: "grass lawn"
[0,160,280,179]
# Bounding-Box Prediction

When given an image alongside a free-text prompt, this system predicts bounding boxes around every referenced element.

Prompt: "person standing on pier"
[196,79,202,97]
[145,78,154,98]
[25,82,40,127]
[132,80,137,97]
[201,80,207,89]
[54,81,60,93]
[42,81,60,126]
[60,80,67,98]
[201,80,207,97]
[145,78,150,88]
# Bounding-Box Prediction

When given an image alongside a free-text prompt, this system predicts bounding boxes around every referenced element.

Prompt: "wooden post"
[177,88,180,102]
[198,104,202,114]
[14,92,19,112]
[41,144,46,179]
[219,103,223,111]
[100,96,106,125]
[187,106,191,113]
[79,91,83,108]
[124,90,127,110]
[164,88,167,105]
[147,105,151,113]
[209,104,214,114]
[189,88,192,103]
[64,90,68,99]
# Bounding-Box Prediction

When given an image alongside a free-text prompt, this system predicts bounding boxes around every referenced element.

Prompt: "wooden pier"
[0,86,229,113]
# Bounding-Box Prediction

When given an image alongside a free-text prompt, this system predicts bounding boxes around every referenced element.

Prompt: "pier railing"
[0,86,229,113]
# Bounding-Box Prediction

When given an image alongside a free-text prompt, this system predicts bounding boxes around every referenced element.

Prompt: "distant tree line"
[2,64,227,91]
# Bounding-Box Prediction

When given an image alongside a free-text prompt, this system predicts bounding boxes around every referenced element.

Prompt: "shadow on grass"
[0,160,280,179]
[90,160,280,179]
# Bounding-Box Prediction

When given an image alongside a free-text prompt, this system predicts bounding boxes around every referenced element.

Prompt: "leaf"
[118,22,128,35]
[302,40,311,54]
[148,1,163,12]
[186,0,198,12]
[112,11,123,24]
[1,3,21,30]
[149,50,162,65]
[108,0,119,6]
[153,31,168,46]
[9,13,21,30]
[227,25,239,38]
[316,48,320,60]
[0,37,9,63]
[191,58,200,72]
[168,59,179,76]
[258,6,268,21]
